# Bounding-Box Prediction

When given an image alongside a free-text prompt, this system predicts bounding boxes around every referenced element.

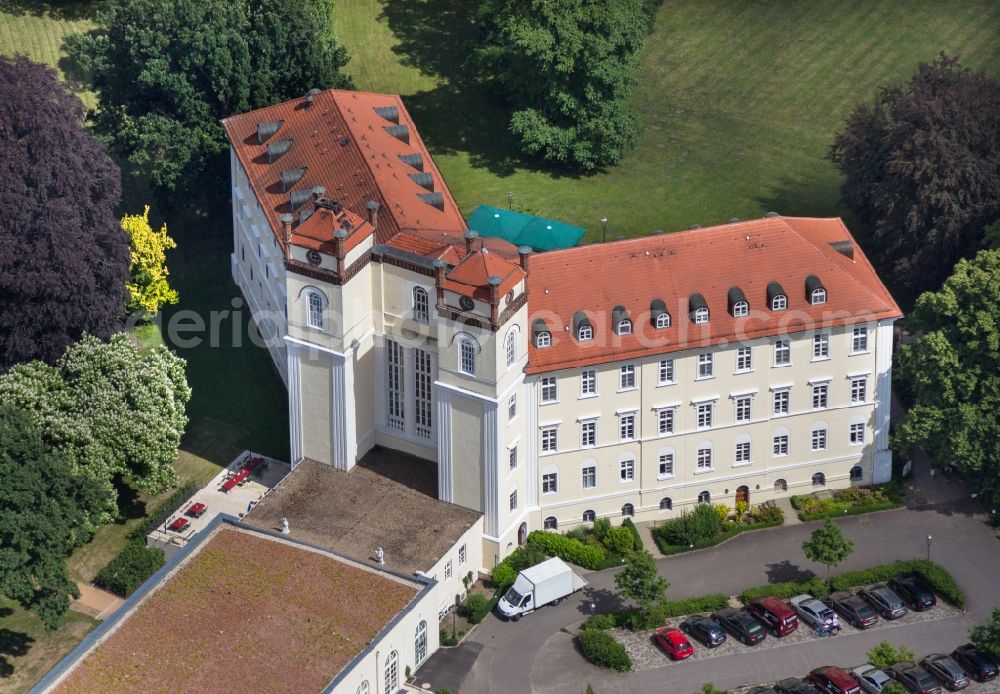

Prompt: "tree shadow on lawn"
[0,628,34,679]
[111,474,147,523]
[754,170,844,221]
[764,559,815,584]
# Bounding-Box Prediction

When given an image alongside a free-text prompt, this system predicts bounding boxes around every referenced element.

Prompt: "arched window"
[812,472,826,487]
[413,287,430,323]
[774,478,788,492]
[733,300,748,317]
[543,516,558,530]
[307,291,324,329]
[617,319,632,335]
[535,331,551,348]
[621,503,635,517]
[771,294,787,311]
[459,338,476,375]
[659,497,672,511]
[357,682,369,694]
[415,620,428,664]
[694,307,709,324]
[811,288,827,305]
[850,465,863,482]
[697,491,711,504]
[578,324,593,341]
[582,509,596,523]
[655,312,671,329]
[505,327,518,367]
[384,650,399,693]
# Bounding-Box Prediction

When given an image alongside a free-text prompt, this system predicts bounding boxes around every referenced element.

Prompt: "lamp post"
[601,217,608,243]
[926,533,932,562]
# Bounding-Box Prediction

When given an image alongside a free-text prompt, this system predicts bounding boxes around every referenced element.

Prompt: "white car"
[853,664,893,694]
[789,594,839,629]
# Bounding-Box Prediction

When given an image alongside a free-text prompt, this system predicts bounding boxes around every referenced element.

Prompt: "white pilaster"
[483,402,500,537]
[286,342,303,467]
[436,387,453,502]
[343,346,357,470]
[525,377,539,509]
[374,335,387,430]
[403,346,416,437]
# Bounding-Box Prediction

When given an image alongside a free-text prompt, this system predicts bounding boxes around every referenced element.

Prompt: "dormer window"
[694,308,709,324]
[655,313,671,328]
[650,299,670,329]
[573,311,593,342]
[728,287,748,318]
[733,301,748,316]
[611,306,631,336]
[806,275,827,305]
[811,288,826,304]
[617,319,632,335]
[767,281,787,312]
[771,295,786,311]
[689,293,709,324]
[535,331,551,348]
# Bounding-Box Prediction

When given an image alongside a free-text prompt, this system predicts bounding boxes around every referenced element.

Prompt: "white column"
[403,346,416,437]
[328,347,357,472]
[286,342,303,467]
[374,336,387,430]
[343,346,357,470]
[872,318,896,484]
[524,378,539,509]
[436,387,453,502]
[483,402,500,538]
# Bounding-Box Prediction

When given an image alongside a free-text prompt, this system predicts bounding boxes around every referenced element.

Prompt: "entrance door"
[517,522,527,546]
[736,485,749,505]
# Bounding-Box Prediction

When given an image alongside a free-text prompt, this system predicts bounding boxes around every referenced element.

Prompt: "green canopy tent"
[466,205,584,252]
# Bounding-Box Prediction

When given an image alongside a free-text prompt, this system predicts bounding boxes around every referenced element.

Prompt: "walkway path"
[70,581,122,620]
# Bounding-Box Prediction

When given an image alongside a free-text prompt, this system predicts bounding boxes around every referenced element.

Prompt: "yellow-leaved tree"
[121,205,179,317]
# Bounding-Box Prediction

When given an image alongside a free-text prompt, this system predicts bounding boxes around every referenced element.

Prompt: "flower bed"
[791,485,902,521]
[653,502,784,555]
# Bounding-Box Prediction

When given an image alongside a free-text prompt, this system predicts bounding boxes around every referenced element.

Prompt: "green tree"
[830,54,1000,307]
[867,641,916,670]
[894,250,1000,505]
[970,607,1000,660]
[0,334,191,524]
[0,407,111,630]
[121,205,179,317]
[801,520,854,582]
[68,0,352,192]
[614,550,667,613]
[476,0,650,170]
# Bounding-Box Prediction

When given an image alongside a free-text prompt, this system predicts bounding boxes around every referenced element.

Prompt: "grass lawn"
[335,0,1000,237]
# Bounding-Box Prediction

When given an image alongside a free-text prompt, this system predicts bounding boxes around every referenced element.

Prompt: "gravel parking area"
[614,601,966,672]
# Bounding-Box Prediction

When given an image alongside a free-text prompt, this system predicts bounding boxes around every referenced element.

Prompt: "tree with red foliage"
[0,55,129,371]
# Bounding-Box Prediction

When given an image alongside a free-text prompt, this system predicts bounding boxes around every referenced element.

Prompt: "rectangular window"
[542,472,558,494]
[582,466,596,489]
[580,421,596,447]
[850,422,865,444]
[851,377,867,403]
[698,352,714,378]
[414,348,433,439]
[658,359,674,384]
[386,340,405,431]
[813,333,830,359]
[508,393,517,420]
[444,560,453,580]
[619,414,636,442]
[736,346,753,372]
[697,402,713,428]
[735,396,752,423]
[541,376,558,402]
[657,409,674,435]
[736,441,751,464]
[852,326,869,353]
[774,339,791,366]
[620,459,635,482]
[620,364,636,390]
[509,490,518,512]
[773,434,789,456]
[459,544,466,564]
[697,447,712,470]
[541,427,558,453]
[580,369,597,396]
[811,428,827,451]
[773,389,790,415]
[658,453,674,477]
[812,383,829,409]
[509,445,517,470]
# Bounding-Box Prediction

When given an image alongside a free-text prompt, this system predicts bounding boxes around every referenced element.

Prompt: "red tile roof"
[444,248,526,300]
[524,216,901,374]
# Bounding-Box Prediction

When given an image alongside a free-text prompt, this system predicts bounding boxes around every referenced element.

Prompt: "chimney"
[312,185,326,203]
[279,214,293,260]
[517,245,532,274]
[488,275,502,326]
[432,259,447,311]
[304,87,320,108]
[464,229,479,257]
[333,229,348,276]
[366,200,381,230]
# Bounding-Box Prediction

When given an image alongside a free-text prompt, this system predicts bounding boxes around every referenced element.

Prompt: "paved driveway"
[419,459,1000,693]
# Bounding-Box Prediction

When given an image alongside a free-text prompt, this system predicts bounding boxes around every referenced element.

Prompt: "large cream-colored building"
[222,89,901,570]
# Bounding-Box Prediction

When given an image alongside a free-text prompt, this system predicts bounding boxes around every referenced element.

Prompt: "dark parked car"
[712,607,767,645]
[749,688,780,694]
[748,596,799,636]
[921,654,969,690]
[888,573,937,611]
[859,583,908,619]
[776,677,823,694]
[680,614,727,648]
[824,591,879,629]
[889,662,943,694]
[951,643,999,682]
[810,666,862,694]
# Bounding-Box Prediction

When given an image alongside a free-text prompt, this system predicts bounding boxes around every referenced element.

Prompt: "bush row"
[798,499,901,521]
[133,480,198,539]
[741,577,832,603]
[94,539,165,597]
[654,515,784,556]
[526,531,606,570]
[578,626,631,671]
[621,517,644,552]
[617,594,731,631]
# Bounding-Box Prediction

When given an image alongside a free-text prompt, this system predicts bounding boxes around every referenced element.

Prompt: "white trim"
[808,376,833,384]
[538,420,562,429]
[769,383,794,391]
[433,379,500,405]
[614,407,639,415]
[576,414,601,422]
[846,370,873,379]
[690,394,720,404]
[729,389,758,398]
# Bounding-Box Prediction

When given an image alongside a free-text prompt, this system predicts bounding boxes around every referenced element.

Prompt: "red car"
[810,666,862,694]
[654,627,694,660]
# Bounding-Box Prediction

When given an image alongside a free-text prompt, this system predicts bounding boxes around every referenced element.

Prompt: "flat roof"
[51,524,421,694]
[244,448,482,575]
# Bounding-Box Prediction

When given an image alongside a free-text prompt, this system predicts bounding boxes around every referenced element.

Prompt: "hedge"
[741,577,831,604]
[621,517,644,552]
[133,480,198,539]
[94,540,165,597]
[798,499,901,521]
[654,515,784,556]
[578,628,631,671]
[526,531,605,570]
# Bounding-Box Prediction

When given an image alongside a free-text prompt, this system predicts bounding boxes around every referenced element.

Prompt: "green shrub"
[653,504,782,555]
[133,480,197,539]
[868,641,917,670]
[790,495,803,510]
[735,500,749,520]
[581,613,617,631]
[440,628,458,647]
[94,539,165,597]
[829,559,964,608]
[741,577,831,604]
[526,531,606,570]
[750,501,785,525]
[713,503,730,524]
[578,628,631,671]
[593,517,611,540]
[655,504,722,546]
[657,594,729,618]
[603,526,635,556]
[490,562,518,591]
[462,593,494,624]
[565,526,589,542]
[621,517,643,551]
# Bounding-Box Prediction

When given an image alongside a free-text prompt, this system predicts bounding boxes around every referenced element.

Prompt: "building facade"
[222,89,901,571]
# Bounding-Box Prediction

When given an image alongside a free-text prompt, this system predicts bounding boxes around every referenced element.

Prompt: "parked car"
[653,627,694,660]
[790,594,839,630]
[921,654,969,690]
[950,643,999,682]
[776,677,823,694]
[889,662,943,694]
[680,614,727,648]
[712,607,767,645]
[810,666,862,694]
[853,664,893,694]
[749,688,780,694]
[859,583,908,619]
[888,573,937,611]
[748,596,799,636]
[824,591,879,629]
